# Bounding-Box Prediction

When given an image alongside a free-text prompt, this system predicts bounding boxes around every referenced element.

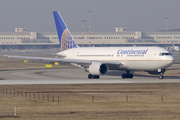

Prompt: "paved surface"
[0,67,180,85]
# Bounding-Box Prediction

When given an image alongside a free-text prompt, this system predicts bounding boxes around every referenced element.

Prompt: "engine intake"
[88,63,109,75]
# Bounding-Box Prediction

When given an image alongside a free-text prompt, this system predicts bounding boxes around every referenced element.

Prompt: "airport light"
[166,17,169,32]
[81,20,86,47]
[89,11,92,47]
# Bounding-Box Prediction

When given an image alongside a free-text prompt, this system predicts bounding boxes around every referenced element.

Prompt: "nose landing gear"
[159,69,166,79]
[159,75,164,79]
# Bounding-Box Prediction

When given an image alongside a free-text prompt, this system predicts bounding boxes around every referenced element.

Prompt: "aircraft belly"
[109,61,162,71]
[160,61,173,69]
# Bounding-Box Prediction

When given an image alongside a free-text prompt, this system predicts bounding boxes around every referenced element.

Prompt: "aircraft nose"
[169,55,174,65]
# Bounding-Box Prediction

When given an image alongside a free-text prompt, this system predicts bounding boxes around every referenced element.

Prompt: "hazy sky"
[0,0,180,32]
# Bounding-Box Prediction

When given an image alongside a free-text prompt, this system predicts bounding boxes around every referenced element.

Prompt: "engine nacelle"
[88,63,109,75]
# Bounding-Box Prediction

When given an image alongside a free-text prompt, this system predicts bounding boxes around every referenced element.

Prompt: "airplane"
[167,41,180,52]
[6,11,174,79]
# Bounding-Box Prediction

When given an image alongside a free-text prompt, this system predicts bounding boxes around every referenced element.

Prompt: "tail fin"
[53,11,78,51]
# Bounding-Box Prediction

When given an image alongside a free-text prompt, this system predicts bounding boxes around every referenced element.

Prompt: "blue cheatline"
[53,11,78,51]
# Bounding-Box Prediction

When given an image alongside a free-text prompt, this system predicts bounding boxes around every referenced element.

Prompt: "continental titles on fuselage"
[117,49,148,54]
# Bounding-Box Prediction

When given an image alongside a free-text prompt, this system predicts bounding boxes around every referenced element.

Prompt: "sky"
[0,0,180,32]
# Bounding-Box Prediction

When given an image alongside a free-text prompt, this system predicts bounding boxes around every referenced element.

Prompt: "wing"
[21,51,66,57]
[5,55,123,68]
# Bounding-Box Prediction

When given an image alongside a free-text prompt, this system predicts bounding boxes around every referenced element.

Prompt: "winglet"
[53,11,78,51]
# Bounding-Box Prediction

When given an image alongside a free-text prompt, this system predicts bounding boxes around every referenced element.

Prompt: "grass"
[1,84,180,119]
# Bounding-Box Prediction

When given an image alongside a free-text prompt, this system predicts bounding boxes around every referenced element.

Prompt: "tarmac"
[0,50,180,85]
[0,66,180,85]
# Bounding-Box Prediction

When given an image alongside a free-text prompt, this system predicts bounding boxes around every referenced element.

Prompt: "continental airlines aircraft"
[7,11,174,79]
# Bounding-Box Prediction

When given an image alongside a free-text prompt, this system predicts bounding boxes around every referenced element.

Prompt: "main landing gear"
[122,70,133,79]
[88,74,100,79]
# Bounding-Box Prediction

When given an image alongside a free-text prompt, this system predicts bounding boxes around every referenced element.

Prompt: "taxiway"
[0,67,180,85]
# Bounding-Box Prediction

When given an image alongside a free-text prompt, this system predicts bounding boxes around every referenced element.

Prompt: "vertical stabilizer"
[53,11,78,51]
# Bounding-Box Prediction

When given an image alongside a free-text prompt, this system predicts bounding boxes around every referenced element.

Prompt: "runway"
[0,66,180,85]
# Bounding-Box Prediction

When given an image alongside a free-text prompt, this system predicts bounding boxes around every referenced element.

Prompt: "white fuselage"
[58,46,173,71]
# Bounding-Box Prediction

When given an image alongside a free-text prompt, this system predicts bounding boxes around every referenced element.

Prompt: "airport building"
[0,27,180,50]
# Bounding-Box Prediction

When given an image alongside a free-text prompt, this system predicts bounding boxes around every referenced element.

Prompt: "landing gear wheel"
[122,73,133,79]
[122,74,126,79]
[93,75,100,79]
[88,74,93,79]
[129,74,133,78]
[159,75,164,79]
[94,75,100,79]
[88,74,100,79]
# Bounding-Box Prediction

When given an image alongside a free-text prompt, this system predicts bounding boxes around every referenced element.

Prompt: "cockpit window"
[159,53,171,56]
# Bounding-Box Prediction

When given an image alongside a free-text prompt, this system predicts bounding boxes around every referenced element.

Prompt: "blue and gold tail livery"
[53,11,78,51]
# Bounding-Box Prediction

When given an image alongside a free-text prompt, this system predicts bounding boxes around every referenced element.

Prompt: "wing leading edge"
[6,55,123,68]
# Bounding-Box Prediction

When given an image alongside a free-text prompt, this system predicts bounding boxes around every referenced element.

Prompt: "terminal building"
[0,27,180,50]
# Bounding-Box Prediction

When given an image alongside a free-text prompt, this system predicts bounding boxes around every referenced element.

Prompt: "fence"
[1,88,177,104]
[1,87,180,117]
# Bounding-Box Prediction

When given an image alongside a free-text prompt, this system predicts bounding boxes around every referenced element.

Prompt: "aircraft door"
[158,52,161,65]
[112,53,115,60]
[153,52,160,65]
[147,51,152,60]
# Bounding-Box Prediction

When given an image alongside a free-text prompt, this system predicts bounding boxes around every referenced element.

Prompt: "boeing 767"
[7,11,174,79]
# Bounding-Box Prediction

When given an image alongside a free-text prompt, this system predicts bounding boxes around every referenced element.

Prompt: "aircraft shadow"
[106,70,180,79]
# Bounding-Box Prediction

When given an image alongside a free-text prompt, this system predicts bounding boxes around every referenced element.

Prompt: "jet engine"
[87,63,109,75]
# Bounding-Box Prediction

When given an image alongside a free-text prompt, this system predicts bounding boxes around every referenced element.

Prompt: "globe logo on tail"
[61,28,78,51]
